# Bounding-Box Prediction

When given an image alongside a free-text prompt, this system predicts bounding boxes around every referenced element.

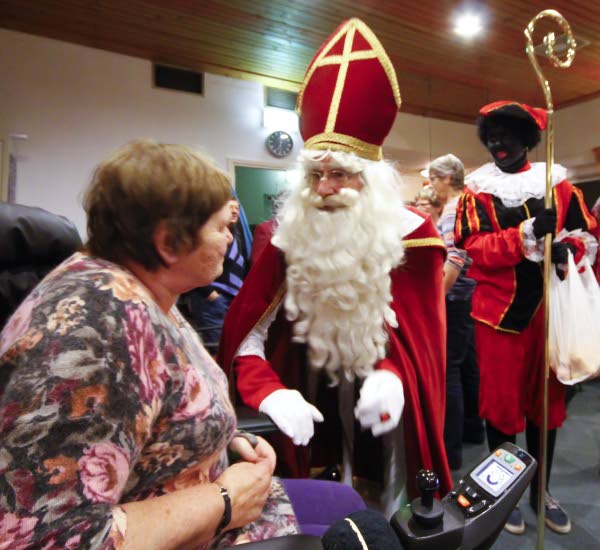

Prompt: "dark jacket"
[0,202,82,329]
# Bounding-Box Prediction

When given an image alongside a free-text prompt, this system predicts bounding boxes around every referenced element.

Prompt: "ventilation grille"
[265,87,298,110]
[153,64,204,95]
[533,33,590,57]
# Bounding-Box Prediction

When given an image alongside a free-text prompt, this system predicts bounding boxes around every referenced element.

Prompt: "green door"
[234,166,290,231]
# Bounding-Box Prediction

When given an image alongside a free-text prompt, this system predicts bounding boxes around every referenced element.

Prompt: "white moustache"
[301,187,361,209]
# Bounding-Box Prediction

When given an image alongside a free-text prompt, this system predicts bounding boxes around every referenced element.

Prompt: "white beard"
[272,154,409,383]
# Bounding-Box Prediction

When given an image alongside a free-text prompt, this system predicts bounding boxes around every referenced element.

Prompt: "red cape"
[218,208,452,498]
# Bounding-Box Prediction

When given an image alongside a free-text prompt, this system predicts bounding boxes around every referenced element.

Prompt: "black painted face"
[485,119,528,173]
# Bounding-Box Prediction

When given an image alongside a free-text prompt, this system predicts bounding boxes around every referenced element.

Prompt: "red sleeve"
[455,191,527,269]
[462,225,526,269]
[234,355,286,410]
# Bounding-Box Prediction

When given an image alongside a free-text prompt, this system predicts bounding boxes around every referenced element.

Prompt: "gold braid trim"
[297,18,401,159]
[403,237,445,249]
[305,133,382,161]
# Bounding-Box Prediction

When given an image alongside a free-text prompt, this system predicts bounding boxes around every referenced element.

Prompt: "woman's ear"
[153,221,180,266]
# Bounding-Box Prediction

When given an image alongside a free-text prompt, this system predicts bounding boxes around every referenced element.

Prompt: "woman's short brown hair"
[83,139,231,270]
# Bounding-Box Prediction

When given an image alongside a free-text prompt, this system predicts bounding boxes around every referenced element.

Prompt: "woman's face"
[429,173,452,201]
[178,202,233,289]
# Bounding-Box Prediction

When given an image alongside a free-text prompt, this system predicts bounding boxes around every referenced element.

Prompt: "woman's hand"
[229,435,276,474]
[215,460,272,530]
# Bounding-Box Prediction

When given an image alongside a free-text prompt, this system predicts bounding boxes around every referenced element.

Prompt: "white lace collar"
[465,162,567,207]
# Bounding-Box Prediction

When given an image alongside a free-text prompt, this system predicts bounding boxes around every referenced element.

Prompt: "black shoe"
[315,465,341,482]
[504,505,525,535]
[531,492,571,534]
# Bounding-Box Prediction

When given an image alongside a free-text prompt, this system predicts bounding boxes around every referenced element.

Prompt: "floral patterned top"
[0,253,298,549]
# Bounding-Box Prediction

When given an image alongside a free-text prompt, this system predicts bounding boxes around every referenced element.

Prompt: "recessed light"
[454,13,483,38]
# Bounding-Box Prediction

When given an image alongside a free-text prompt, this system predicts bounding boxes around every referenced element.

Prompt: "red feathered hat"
[296,18,401,161]
[479,101,547,130]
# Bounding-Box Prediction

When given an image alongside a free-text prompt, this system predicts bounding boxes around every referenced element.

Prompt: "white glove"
[259,389,324,446]
[354,369,404,437]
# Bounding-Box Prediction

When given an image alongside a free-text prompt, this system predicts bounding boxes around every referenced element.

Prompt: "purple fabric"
[282,479,367,536]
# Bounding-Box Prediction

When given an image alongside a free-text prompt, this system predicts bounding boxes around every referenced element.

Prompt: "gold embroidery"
[326,25,356,132]
[403,237,445,249]
[297,18,401,158]
[305,133,382,161]
[472,314,521,334]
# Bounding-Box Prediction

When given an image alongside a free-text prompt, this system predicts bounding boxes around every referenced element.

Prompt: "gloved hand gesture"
[551,241,577,265]
[258,389,324,446]
[354,370,404,437]
[532,207,557,239]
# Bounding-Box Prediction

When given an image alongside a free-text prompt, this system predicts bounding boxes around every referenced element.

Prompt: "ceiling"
[1,0,599,123]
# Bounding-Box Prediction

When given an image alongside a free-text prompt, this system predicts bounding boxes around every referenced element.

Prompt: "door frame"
[226,157,295,191]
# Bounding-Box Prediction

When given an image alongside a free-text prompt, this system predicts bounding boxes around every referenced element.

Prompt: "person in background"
[414,185,443,225]
[219,18,451,516]
[250,218,277,266]
[456,101,597,535]
[426,154,483,471]
[0,202,82,330]
[181,197,252,353]
[0,140,300,548]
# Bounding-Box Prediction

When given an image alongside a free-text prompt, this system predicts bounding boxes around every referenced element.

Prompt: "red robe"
[456,177,597,332]
[218,209,452,499]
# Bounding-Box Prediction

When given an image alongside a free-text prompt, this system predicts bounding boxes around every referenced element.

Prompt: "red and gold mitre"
[479,100,547,130]
[296,18,401,161]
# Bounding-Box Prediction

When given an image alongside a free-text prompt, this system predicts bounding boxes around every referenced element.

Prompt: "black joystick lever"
[411,469,444,529]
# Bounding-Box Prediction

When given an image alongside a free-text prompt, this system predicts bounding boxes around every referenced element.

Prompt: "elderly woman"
[427,154,483,471]
[0,140,299,548]
[413,185,443,225]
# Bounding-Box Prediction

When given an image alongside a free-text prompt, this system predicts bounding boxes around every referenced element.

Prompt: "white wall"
[2,28,598,238]
[554,98,600,181]
[0,29,298,236]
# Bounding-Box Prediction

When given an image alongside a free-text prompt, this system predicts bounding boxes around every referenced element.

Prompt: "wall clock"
[265,130,294,158]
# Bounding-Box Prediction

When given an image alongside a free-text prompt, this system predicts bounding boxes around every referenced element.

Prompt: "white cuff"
[522,218,545,263]
[235,302,282,360]
[555,228,599,267]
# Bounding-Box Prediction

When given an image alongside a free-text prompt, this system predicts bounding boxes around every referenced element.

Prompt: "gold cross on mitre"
[297,18,402,161]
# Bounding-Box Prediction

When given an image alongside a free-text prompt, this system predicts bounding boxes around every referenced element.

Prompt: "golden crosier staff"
[524,9,576,549]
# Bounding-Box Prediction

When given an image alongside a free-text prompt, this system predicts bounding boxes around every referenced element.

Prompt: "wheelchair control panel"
[391,442,537,550]
[238,443,536,549]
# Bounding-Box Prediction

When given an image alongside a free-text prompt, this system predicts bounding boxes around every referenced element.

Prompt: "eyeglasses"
[306,169,358,187]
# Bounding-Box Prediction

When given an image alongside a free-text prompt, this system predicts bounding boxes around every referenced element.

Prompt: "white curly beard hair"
[272,150,409,383]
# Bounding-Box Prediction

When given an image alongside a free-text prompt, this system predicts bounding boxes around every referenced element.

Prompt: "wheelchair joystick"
[411,469,444,529]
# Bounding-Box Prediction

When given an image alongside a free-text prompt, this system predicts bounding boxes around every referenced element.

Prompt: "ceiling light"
[454,13,483,38]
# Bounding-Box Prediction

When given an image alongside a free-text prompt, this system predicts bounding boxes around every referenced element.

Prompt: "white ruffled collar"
[465,162,567,207]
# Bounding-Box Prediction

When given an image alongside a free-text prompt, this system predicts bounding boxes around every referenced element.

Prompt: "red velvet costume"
[456,163,597,434]
[219,208,452,499]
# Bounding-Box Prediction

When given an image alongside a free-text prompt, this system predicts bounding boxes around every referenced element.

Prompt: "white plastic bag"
[549,251,600,385]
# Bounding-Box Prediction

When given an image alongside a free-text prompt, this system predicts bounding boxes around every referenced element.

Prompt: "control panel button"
[504,454,516,464]
[465,486,479,500]
[495,450,503,457]
[467,500,487,515]
[514,464,522,471]
[457,495,471,508]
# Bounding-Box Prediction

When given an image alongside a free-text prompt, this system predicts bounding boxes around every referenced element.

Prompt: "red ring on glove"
[379,412,391,422]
